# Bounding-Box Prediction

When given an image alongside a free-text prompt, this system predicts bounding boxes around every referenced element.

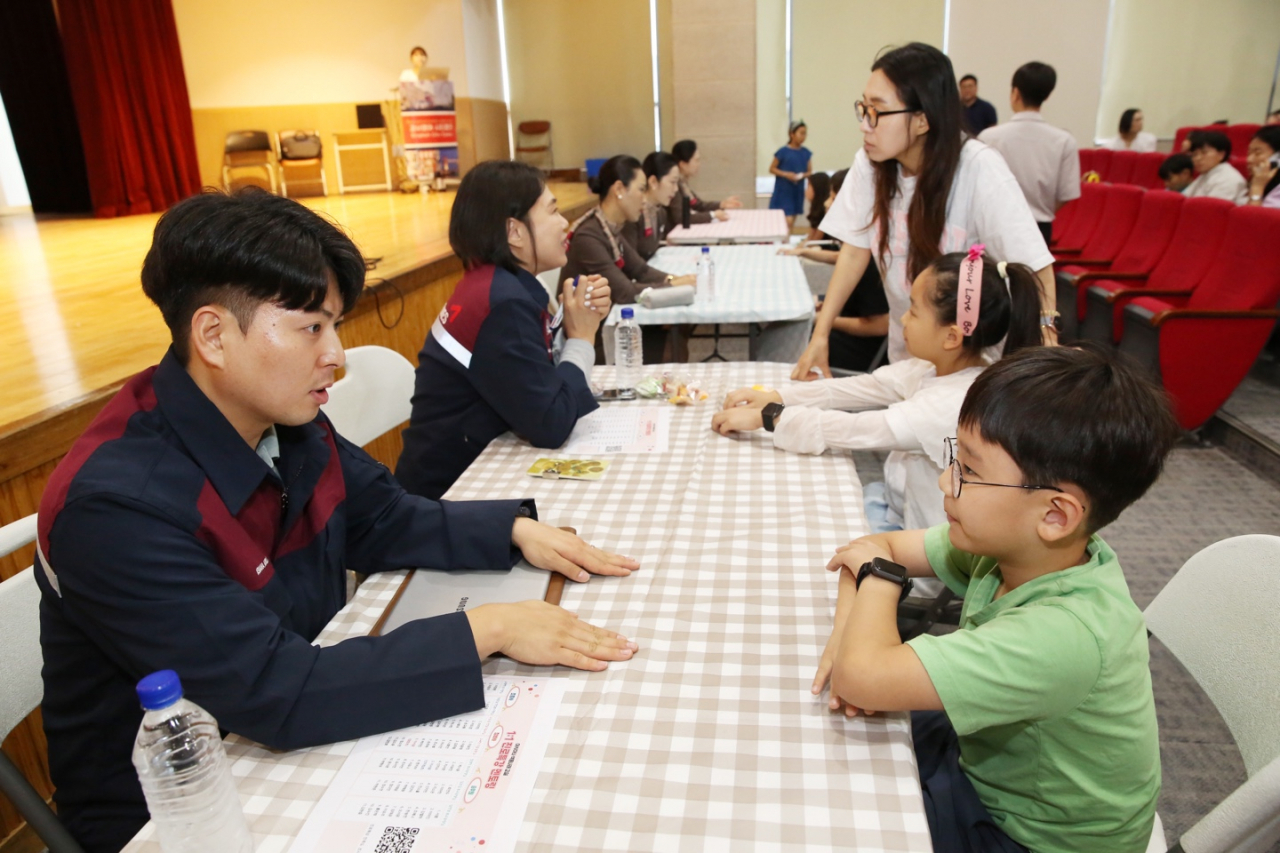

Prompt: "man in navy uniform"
[35,189,640,853]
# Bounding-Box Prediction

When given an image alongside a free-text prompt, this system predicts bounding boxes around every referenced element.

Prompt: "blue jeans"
[863,481,904,534]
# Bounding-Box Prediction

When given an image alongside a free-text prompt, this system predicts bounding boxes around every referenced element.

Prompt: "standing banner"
[399,68,459,183]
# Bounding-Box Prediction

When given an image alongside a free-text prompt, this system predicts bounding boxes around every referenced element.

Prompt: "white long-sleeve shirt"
[773,359,985,531]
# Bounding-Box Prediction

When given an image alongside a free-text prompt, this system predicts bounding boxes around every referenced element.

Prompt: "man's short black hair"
[1011,62,1055,108]
[959,345,1181,533]
[959,74,977,85]
[1158,152,1194,179]
[141,188,365,363]
[1188,129,1232,158]
[671,139,698,164]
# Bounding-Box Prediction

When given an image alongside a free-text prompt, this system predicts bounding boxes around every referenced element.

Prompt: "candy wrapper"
[632,372,709,406]
[526,458,610,480]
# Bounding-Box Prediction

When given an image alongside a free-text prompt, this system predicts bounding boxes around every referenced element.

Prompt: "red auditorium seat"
[1089,148,1114,182]
[1117,206,1280,430]
[1050,182,1108,254]
[1225,123,1261,157]
[1131,152,1166,190]
[1173,125,1209,152]
[1052,184,1144,339]
[1079,197,1234,344]
[1108,150,1139,185]
[1078,148,1097,178]
[1057,190,1183,328]
[1051,199,1077,245]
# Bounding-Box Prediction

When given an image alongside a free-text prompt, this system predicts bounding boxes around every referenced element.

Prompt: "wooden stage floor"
[0,182,594,433]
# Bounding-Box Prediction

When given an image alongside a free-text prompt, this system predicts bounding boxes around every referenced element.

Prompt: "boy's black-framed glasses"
[943,437,1067,501]
[854,100,913,129]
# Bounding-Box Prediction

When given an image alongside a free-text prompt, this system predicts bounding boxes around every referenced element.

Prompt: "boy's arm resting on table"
[45,494,492,751]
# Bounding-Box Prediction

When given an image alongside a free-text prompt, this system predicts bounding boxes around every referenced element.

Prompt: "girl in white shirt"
[712,247,1042,539]
[1101,108,1158,153]
[793,42,1055,378]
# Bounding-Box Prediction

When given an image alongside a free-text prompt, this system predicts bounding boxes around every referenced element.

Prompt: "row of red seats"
[1173,123,1261,157]
[1050,183,1280,429]
[1079,149,1166,189]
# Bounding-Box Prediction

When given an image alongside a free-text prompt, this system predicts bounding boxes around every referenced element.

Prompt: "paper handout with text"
[289,677,566,853]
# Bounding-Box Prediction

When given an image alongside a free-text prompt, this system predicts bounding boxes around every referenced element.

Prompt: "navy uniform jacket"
[35,351,531,853]
[395,264,598,500]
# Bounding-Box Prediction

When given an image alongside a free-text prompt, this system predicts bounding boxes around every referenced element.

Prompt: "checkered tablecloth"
[605,245,814,327]
[666,208,790,244]
[124,363,930,853]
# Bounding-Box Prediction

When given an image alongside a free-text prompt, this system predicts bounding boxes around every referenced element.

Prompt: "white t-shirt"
[1100,132,1158,153]
[820,140,1054,363]
[774,358,984,532]
[1186,161,1248,205]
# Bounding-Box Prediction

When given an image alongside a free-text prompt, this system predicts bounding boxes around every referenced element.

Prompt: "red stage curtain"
[58,0,202,218]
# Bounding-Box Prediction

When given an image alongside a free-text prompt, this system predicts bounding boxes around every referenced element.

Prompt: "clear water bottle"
[132,671,253,853]
[614,307,643,390]
[696,247,710,304]
[705,247,717,302]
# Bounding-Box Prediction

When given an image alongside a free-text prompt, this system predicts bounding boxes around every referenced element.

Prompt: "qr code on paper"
[373,826,419,853]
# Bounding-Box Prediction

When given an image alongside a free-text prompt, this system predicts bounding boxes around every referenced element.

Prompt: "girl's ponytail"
[928,249,1043,356]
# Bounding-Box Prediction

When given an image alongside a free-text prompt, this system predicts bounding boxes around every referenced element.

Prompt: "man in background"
[979,62,1079,245]
[960,74,998,135]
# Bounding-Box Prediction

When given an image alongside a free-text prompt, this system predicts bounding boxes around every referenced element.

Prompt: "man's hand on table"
[512,517,639,582]
[466,601,637,672]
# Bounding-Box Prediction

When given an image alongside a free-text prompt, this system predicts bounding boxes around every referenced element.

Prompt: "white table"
[666,208,790,244]
[124,363,931,853]
[603,245,815,363]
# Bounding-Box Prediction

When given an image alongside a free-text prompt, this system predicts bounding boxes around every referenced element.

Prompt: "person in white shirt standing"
[793,42,1057,378]
[978,62,1080,246]
[1185,130,1248,204]
[1101,109,1158,152]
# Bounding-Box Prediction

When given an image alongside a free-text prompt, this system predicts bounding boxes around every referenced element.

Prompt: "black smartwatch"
[761,402,785,432]
[856,557,914,602]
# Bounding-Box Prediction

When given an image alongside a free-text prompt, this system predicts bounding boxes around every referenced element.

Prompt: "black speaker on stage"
[356,104,385,129]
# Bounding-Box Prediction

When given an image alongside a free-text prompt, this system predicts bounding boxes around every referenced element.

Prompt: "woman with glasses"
[792,42,1057,381]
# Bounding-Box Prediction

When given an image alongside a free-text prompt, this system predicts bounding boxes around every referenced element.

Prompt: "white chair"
[536,267,563,310]
[1144,534,1280,853]
[320,346,416,447]
[0,514,85,853]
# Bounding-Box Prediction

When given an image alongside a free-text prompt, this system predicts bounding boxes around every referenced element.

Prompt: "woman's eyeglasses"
[943,437,1068,501]
[855,100,914,129]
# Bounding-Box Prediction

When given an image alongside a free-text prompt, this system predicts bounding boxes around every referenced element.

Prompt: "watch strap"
[761,402,785,432]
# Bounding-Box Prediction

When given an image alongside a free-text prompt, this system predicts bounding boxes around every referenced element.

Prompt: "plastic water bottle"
[705,247,717,302]
[614,307,643,390]
[696,247,710,304]
[132,671,253,853]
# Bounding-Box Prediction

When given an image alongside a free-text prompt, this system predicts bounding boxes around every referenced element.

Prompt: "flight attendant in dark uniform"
[563,155,695,362]
[667,139,743,226]
[396,160,612,500]
[621,151,681,260]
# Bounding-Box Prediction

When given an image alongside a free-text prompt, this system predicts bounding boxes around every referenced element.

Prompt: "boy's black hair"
[671,139,698,164]
[141,188,365,364]
[449,159,546,274]
[1011,62,1056,108]
[959,345,1181,532]
[959,74,977,85]
[1188,129,1231,158]
[1158,153,1193,179]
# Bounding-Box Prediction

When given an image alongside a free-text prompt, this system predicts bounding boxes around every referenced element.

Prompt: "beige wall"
[504,0,657,171]
[173,0,472,108]
[671,0,756,206]
[791,0,944,174]
[755,0,787,177]
[657,0,677,152]
[948,0,1111,149]
[1098,0,1280,141]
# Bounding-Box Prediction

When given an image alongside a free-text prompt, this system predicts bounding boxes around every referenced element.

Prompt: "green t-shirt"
[908,525,1159,853]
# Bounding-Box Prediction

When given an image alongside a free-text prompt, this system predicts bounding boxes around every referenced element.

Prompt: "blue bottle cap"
[621,307,634,319]
[136,670,184,711]
[701,246,710,253]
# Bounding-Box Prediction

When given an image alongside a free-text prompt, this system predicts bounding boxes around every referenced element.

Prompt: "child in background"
[803,171,831,241]
[713,245,1042,540]
[811,345,1180,853]
[769,121,813,230]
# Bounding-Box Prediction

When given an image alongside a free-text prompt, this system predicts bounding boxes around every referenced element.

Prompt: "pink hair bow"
[957,243,985,337]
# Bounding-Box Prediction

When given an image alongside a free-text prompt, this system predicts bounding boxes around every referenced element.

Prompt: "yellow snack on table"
[526,458,610,481]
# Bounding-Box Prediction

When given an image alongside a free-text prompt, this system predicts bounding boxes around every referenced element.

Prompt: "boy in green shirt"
[811,346,1181,853]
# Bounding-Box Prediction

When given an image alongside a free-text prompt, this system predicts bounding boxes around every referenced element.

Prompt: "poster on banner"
[289,677,565,853]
